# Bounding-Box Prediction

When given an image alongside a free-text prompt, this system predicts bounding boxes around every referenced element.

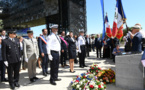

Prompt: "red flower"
[96,70,98,72]
[89,85,94,88]
[98,67,101,70]
[83,76,86,78]
[92,67,94,69]
[94,65,97,66]
[75,80,79,82]
[98,85,102,88]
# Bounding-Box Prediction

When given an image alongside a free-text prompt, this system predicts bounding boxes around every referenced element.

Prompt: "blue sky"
[32,0,145,37]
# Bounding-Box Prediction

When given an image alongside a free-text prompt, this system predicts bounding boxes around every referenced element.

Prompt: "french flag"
[116,0,126,39]
[112,3,118,38]
[105,13,112,38]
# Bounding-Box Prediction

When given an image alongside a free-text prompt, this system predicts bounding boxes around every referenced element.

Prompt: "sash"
[39,36,47,44]
[60,37,68,48]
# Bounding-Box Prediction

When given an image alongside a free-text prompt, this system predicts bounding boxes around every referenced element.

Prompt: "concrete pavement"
[0,51,128,90]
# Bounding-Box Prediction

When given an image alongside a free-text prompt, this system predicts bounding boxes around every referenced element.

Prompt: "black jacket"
[85,37,91,47]
[38,36,48,54]
[60,36,68,51]
[2,38,21,64]
[67,37,76,51]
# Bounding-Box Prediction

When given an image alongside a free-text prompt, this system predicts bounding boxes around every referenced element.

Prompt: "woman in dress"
[67,32,76,73]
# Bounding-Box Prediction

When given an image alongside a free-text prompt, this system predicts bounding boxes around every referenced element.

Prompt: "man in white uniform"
[47,25,61,85]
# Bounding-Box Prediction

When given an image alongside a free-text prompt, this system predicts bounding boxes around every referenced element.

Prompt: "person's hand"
[114,52,116,54]
[62,50,64,53]
[41,53,44,57]
[49,55,53,61]
[117,51,120,53]
[79,50,81,53]
[25,58,28,63]
[4,61,8,67]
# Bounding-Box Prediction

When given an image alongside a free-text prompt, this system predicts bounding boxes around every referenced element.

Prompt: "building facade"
[0,0,87,35]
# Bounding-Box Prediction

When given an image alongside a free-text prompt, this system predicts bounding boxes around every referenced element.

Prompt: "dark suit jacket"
[132,32,142,52]
[2,38,21,64]
[60,36,68,51]
[67,37,76,51]
[95,38,102,48]
[38,36,47,54]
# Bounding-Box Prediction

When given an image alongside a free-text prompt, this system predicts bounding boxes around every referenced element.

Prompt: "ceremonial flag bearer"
[47,25,61,85]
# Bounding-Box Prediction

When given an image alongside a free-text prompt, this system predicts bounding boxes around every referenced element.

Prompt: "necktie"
[12,38,15,42]
[55,34,61,44]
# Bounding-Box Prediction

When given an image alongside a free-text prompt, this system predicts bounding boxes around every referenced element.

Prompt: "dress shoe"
[10,84,15,89]
[84,65,88,67]
[43,72,47,76]
[1,78,8,82]
[79,66,84,68]
[54,78,61,81]
[50,81,56,85]
[30,78,36,82]
[64,64,69,66]
[46,71,50,74]
[70,71,76,73]
[33,77,39,80]
[14,82,20,87]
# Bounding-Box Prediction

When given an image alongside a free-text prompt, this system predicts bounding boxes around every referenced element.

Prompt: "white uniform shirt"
[47,33,61,54]
[1,35,6,39]
[78,35,86,52]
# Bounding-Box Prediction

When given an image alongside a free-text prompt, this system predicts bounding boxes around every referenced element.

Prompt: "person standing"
[129,24,143,53]
[1,30,7,39]
[2,31,21,89]
[67,32,76,73]
[0,37,8,82]
[23,30,39,82]
[60,31,69,67]
[85,35,91,57]
[95,34,102,58]
[46,25,61,85]
[91,36,95,52]
[78,30,87,68]
[38,29,49,76]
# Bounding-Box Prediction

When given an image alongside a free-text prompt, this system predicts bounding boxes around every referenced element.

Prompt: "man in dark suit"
[129,24,143,53]
[95,34,102,58]
[60,31,68,67]
[2,31,21,89]
[38,29,49,76]
[85,35,91,57]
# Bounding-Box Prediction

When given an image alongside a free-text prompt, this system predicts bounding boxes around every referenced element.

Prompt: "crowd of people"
[0,23,145,90]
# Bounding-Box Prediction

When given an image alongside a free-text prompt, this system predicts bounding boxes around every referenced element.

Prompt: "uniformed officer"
[2,31,21,89]
[78,30,87,68]
[23,30,39,82]
[47,25,61,85]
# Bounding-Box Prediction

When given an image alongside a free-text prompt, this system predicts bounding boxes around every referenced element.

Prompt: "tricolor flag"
[112,4,118,38]
[116,0,126,39]
[105,13,112,38]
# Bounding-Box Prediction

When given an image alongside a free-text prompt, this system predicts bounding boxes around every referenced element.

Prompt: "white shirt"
[1,35,6,39]
[20,42,23,50]
[47,33,61,54]
[78,35,86,52]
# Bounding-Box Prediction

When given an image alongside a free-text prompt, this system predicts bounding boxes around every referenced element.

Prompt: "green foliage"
[0,20,3,30]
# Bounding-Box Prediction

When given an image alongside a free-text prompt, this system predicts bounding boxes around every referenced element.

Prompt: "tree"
[0,20,3,30]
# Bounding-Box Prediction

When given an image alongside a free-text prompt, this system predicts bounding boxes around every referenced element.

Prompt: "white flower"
[76,85,80,89]
[94,85,98,89]
[100,79,103,82]
[79,88,82,90]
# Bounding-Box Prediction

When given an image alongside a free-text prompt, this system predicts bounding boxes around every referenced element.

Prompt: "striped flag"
[116,0,127,39]
[105,13,112,38]
[112,4,118,38]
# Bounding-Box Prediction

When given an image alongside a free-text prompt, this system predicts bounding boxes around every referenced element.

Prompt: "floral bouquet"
[71,73,106,90]
[97,68,115,84]
[88,64,102,75]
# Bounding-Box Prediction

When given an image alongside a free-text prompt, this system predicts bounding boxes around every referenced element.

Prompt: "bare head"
[42,29,48,35]
[61,31,65,36]
[1,30,6,36]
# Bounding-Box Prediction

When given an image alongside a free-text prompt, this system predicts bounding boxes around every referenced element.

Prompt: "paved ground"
[0,51,128,90]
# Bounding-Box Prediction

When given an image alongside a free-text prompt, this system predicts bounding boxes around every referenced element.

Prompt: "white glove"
[25,58,28,63]
[79,50,81,53]
[20,58,22,61]
[36,56,39,59]
[4,61,8,67]
[49,55,53,61]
